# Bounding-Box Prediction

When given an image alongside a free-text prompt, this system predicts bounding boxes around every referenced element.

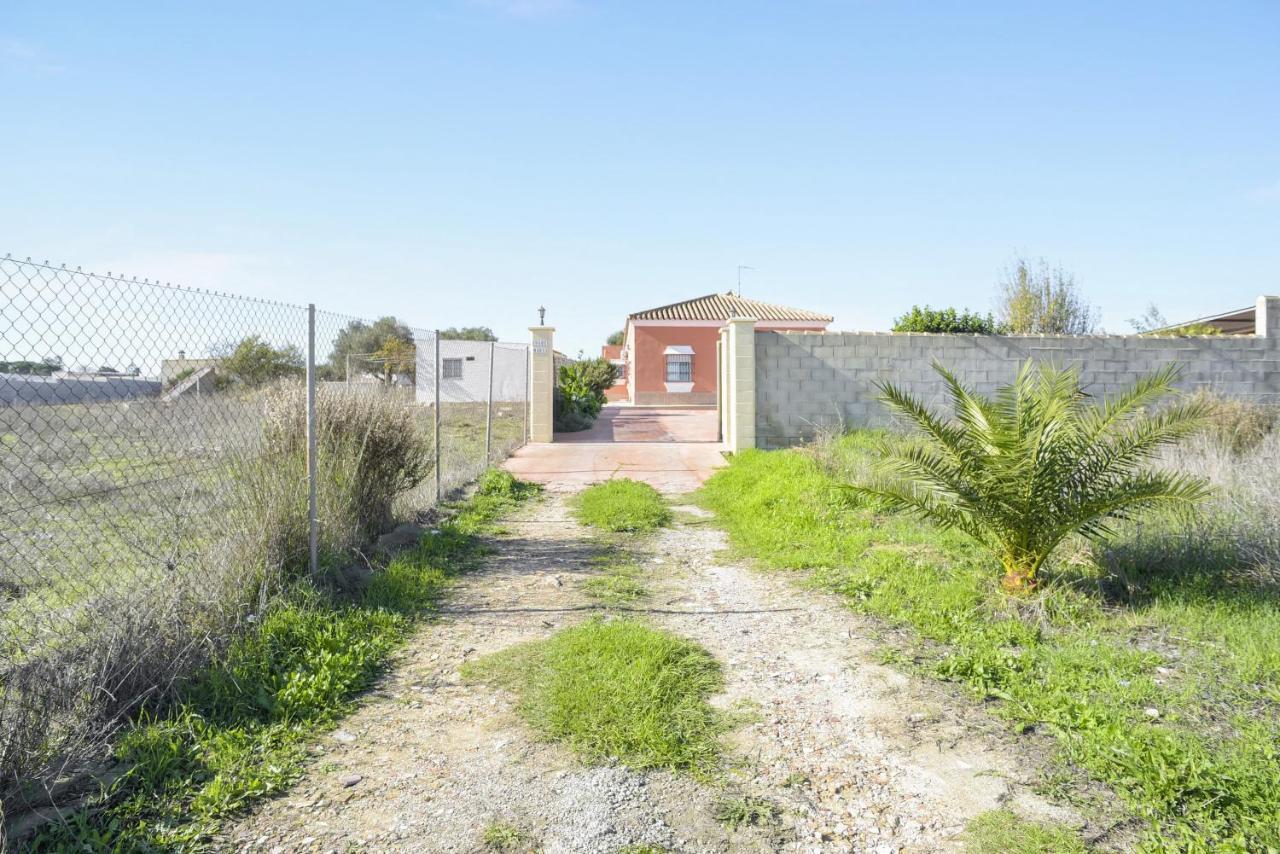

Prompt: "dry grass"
[0,382,437,817]
[1188,391,1278,456]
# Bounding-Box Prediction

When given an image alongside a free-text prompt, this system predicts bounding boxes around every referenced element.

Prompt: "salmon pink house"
[616,293,833,406]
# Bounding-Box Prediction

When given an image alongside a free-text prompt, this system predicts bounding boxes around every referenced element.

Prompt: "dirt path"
[222,494,1075,853]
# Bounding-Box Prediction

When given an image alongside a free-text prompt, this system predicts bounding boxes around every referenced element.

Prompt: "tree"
[852,361,1209,593]
[996,256,1099,334]
[372,336,416,384]
[893,306,1001,334]
[1129,303,1221,337]
[218,336,304,387]
[440,326,497,342]
[606,330,625,346]
[326,316,413,380]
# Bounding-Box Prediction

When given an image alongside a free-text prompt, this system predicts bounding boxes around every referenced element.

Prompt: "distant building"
[416,340,534,405]
[614,292,833,406]
[1158,296,1279,336]
[160,355,220,386]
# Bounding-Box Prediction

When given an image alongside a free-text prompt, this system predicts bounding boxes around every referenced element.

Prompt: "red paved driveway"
[556,407,719,443]
[503,406,724,494]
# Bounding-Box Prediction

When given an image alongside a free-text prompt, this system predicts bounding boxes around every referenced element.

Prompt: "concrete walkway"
[503,406,725,494]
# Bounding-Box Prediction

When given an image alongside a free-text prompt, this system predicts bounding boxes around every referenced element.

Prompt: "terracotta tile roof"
[628,292,833,323]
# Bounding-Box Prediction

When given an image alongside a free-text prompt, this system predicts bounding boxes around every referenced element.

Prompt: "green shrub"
[554,358,619,432]
[575,479,672,532]
[464,618,724,772]
[553,386,597,432]
[892,305,1001,334]
[855,361,1209,592]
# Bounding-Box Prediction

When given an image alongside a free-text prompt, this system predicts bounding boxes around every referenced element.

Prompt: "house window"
[442,358,463,379]
[665,353,692,383]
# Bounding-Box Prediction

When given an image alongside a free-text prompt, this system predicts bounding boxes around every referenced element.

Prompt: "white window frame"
[664,353,692,383]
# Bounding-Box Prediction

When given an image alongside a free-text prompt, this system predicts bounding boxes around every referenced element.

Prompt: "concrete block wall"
[755,331,1280,448]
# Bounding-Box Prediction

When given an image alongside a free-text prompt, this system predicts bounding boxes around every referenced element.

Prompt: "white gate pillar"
[529,326,555,442]
[724,317,757,452]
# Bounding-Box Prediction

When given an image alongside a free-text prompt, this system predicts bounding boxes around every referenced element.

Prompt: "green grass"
[27,470,538,851]
[697,433,1280,853]
[464,618,724,773]
[574,479,672,532]
[964,810,1088,853]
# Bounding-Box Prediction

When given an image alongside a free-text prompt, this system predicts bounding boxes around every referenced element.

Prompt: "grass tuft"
[964,809,1087,853]
[574,479,672,532]
[464,618,724,773]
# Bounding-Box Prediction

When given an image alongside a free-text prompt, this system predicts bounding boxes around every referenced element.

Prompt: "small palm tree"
[854,361,1210,593]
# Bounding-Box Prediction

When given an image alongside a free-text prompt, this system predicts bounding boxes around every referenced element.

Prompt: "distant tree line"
[0,359,61,376]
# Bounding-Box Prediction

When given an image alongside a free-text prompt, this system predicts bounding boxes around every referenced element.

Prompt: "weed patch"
[574,479,672,532]
[481,821,532,850]
[580,557,649,605]
[464,618,724,773]
[713,794,780,830]
[697,435,1280,852]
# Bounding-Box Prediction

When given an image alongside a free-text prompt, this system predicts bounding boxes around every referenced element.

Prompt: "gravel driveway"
[221,493,1077,853]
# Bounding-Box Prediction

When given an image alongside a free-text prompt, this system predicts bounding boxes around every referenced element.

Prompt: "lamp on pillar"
[538,305,546,325]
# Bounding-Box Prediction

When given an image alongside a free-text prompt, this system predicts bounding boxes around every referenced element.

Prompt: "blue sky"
[3,1,1278,358]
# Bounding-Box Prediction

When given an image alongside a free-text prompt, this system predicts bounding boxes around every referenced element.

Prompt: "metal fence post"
[306,303,318,577]
[524,344,531,445]
[433,331,441,503]
[485,340,495,464]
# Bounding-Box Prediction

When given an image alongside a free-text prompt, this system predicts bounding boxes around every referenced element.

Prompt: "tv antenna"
[736,265,754,297]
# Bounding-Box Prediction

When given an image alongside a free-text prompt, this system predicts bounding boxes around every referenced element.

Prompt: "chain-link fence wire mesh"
[415,336,531,501]
[0,257,530,815]
[491,342,531,464]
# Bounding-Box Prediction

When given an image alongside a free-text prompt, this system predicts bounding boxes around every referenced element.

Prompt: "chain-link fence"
[0,255,529,815]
